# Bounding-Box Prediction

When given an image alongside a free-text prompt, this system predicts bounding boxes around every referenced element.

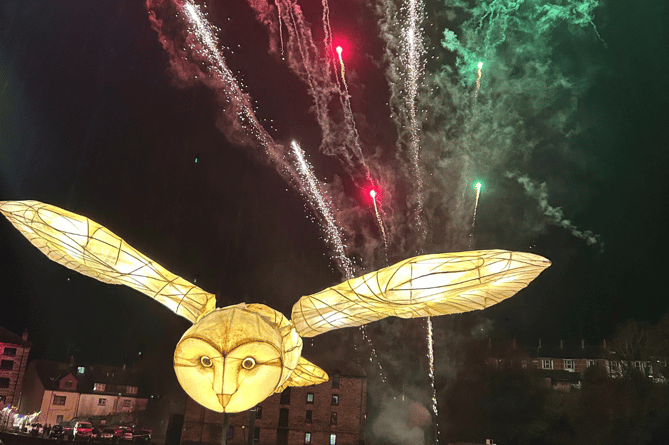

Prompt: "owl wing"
[0,200,216,323]
[275,356,329,392]
[291,250,550,337]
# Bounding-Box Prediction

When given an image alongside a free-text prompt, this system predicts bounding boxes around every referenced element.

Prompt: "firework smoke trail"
[506,172,602,247]
[291,141,355,278]
[370,189,389,263]
[179,1,281,165]
[404,0,427,243]
[276,0,285,58]
[474,62,483,98]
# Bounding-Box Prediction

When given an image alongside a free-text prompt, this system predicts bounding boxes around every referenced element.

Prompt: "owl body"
[173,303,305,413]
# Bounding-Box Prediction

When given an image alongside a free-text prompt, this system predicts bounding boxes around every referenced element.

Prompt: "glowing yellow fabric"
[291,250,551,337]
[0,200,215,323]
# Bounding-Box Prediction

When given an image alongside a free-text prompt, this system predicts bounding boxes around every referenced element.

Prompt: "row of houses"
[487,339,668,391]
[1,326,148,427]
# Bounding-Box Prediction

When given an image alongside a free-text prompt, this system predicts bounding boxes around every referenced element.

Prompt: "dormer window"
[94,383,106,392]
[65,380,73,388]
[126,386,138,395]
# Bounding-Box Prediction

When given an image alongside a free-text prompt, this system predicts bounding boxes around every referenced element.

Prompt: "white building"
[19,360,148,425]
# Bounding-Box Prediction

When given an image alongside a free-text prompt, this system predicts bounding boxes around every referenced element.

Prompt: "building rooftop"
[0,326,32,347]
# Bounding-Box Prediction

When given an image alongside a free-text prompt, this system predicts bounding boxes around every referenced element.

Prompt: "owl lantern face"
[173,307,284,413]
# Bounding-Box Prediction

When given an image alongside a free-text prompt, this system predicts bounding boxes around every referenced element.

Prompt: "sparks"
[403,0,427,245]
[473,182,481,229]
[369,186,389,262]
[427,317,439,439]
[291,141,354,278]
[475,61,483,98]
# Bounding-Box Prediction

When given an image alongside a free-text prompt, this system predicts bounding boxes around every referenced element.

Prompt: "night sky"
[1,0,668,416]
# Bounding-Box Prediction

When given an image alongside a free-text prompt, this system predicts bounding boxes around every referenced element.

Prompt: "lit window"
[77,366,85,374]
[3,348,17,357]
[305,433,312,445]
[564,359,574,370]
[542,359,553,370]
[53,395,67,406]
[331,394,339,406]
[98,398,106,406]
[126,386,138,394]
[306,393,314,404]
[94,383,106,392]
[586,360,596,367]
[330,434,337,445]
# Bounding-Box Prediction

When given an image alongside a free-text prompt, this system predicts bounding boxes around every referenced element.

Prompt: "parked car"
[50,424,65,439]
[113,426,134,442]
[74,421,93,439]
[100,427,116,441]
[133,428,153,443]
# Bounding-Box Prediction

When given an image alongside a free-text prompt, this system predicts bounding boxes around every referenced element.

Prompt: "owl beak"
[218,394,232,408]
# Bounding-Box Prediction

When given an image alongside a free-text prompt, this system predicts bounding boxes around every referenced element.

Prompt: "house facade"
[0,326,32,407]
[181,361,367,445]
[19,360,148,425]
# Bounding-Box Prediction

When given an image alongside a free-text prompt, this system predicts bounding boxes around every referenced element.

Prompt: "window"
[94,383,106,392]
[122,400,132,407]
[610,360,618,370]
[330,412,337,425]
[332,374,340,389]
[77,366,85,374]
[65,380,73,388]
[0,360,14,370]
[125,386,138,394]
[587,360,596,368]
[227,427,234,440]
[305,410,312,423]
[98,398,106,406]
[255,406,262,419]
[56,415,64,425]
[306,393,314,404]
[330,434,337,445]
[280,387,291,405]
[305,433,312,445]
[542,359,553,370]
[564,359,574,370]
[254,427,260,442]
[279,408,289,428]
[331,394,339,406]
[3,348,16,356]
[53,395,67,405]
[633,361,643,371]
[0,378,9,388]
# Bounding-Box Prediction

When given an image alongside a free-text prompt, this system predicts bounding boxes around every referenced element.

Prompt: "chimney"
[22,330,29,341]
[560,340,564,349]
[581,339,585,349]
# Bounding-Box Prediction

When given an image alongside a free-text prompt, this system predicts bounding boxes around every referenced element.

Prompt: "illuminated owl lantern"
[0,201,550,413]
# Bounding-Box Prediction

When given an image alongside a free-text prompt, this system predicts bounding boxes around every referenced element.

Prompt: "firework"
[276,0,285,57]
[475,61,483,97]
[427,317,439,441]
[370,189,389,262]
[291,141,355,278]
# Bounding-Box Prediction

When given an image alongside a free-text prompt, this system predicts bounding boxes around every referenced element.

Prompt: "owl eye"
[200,356,213,367]
[241,357,256,370]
